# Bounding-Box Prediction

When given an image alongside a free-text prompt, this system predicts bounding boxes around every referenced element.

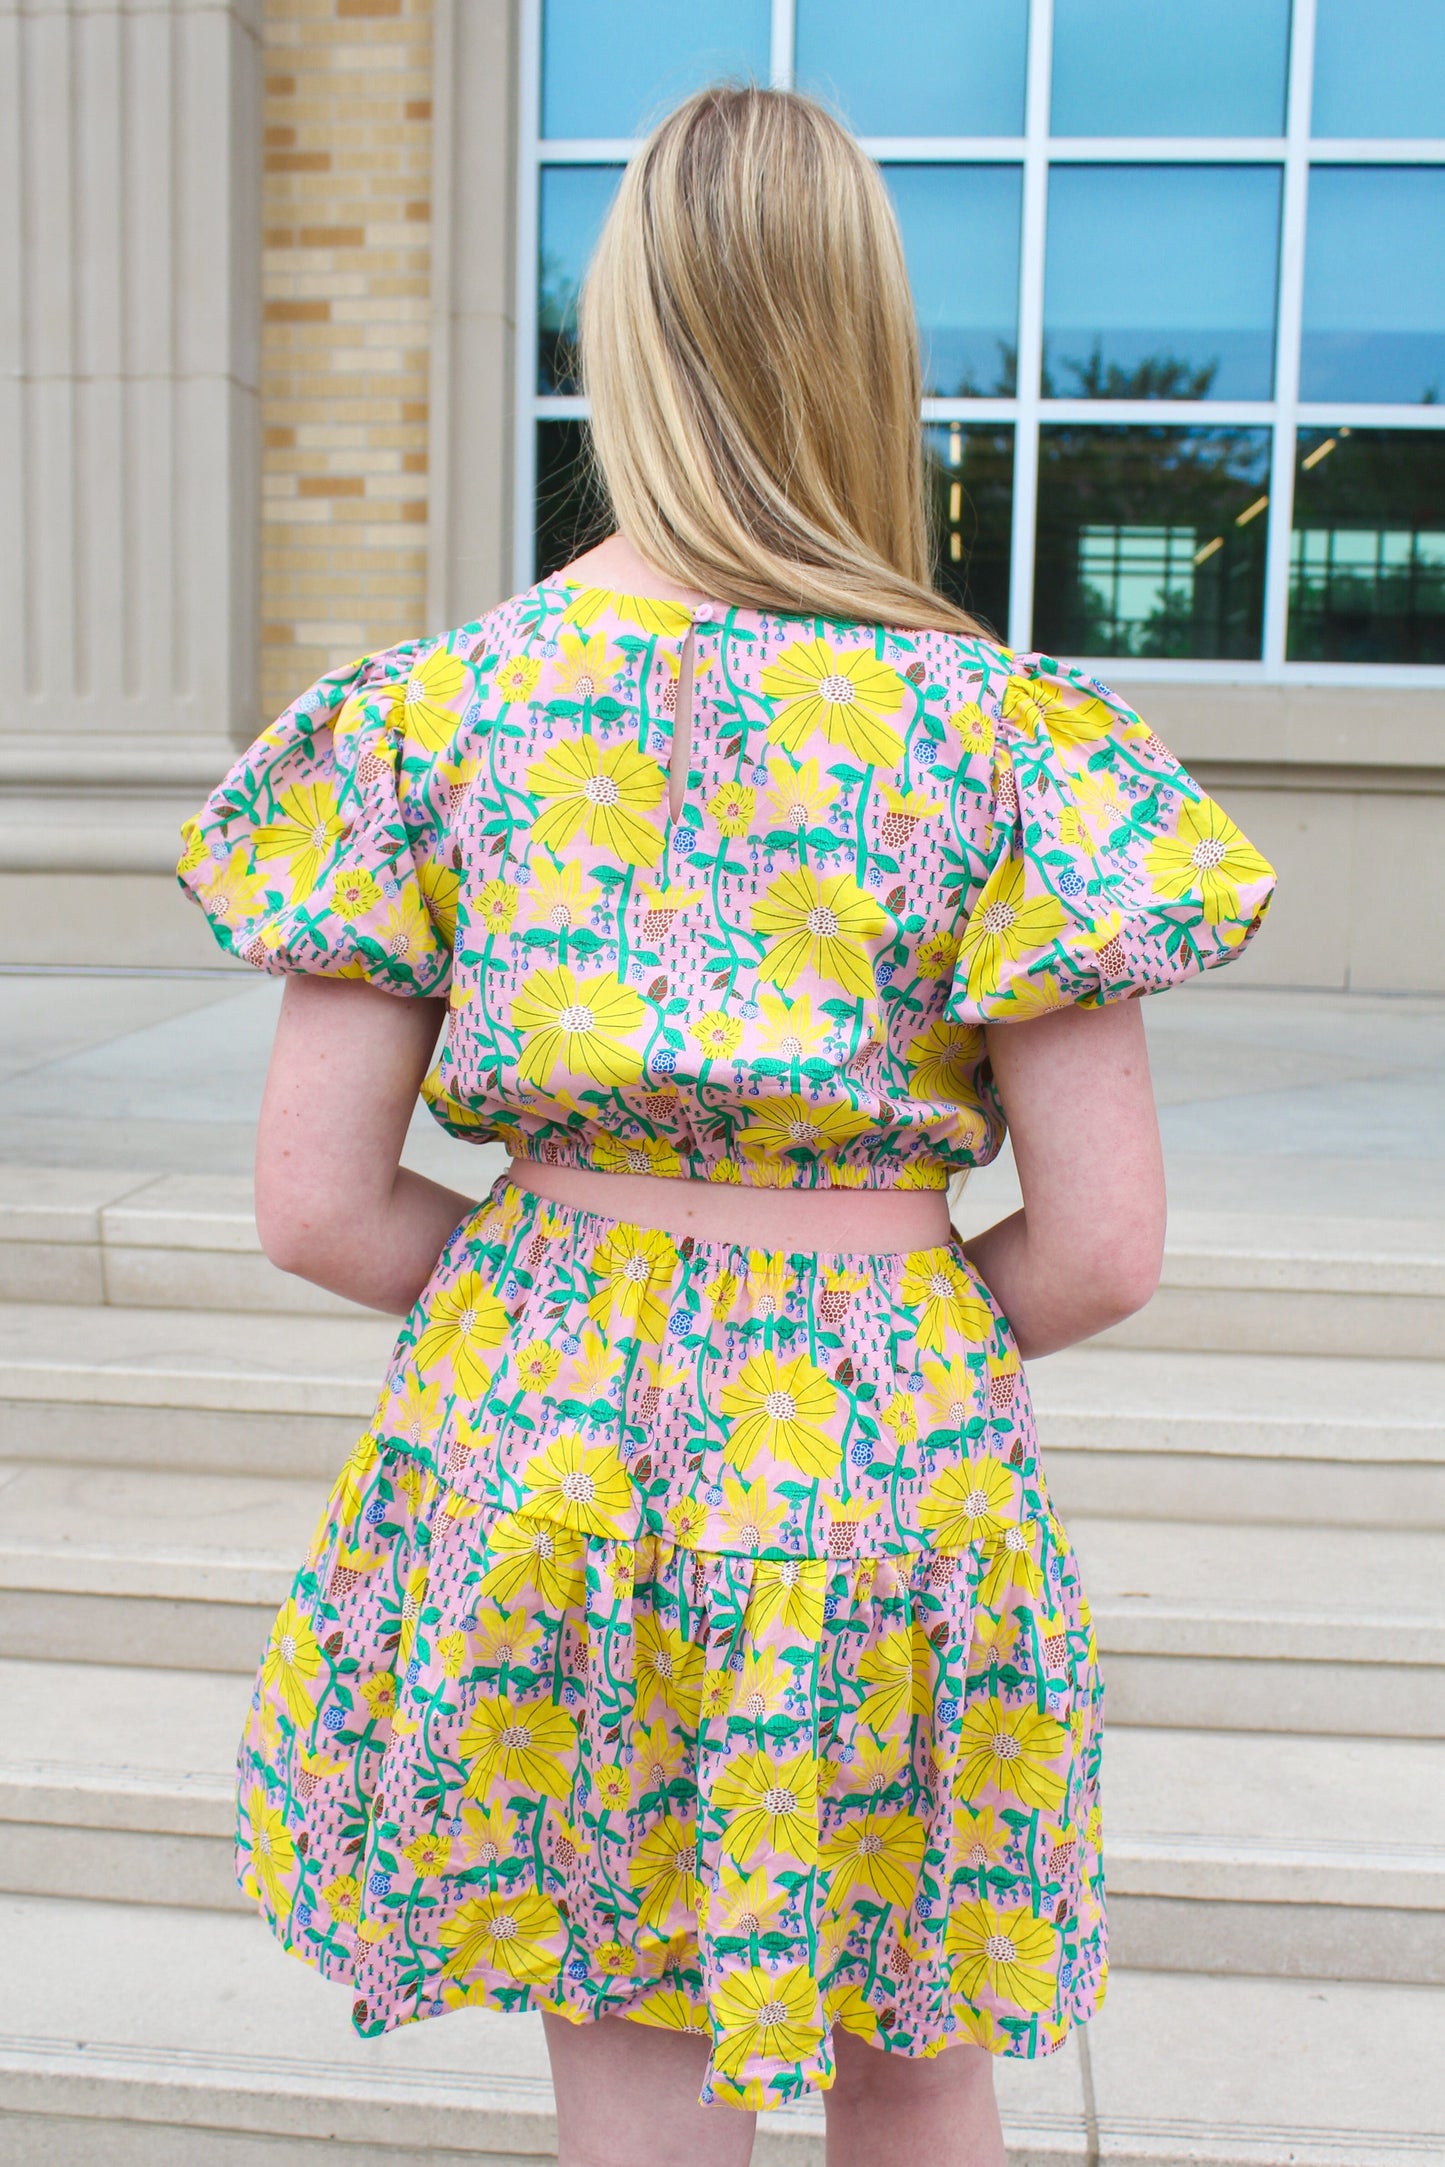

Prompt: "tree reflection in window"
[1289,430,1445,664]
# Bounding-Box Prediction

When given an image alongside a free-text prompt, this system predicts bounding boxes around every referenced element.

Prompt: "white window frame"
[515,0,1445,685]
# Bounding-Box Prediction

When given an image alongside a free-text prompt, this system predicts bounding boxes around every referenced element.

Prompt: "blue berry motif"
[405,1658,421,1687]
[876,961,895,986]
[673,826,696,853]
[849,1437,872,1468]
[322,1705,346,1733]
[651,1048,677,1073]
[368,1871,392,1898]
[938,1697,959,1723]
[1058,868,1085,897]
[666,1310,691,1338]
[705,1484,724,1506]
[823,1593,842,1621]
[364,1497,387,1526]
[565,1956,589,1981]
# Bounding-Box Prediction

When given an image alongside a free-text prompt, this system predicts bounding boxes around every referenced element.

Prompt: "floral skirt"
[236,1174,1107,2111]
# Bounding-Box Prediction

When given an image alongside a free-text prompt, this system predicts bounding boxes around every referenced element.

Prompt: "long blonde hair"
[580,84,984,635]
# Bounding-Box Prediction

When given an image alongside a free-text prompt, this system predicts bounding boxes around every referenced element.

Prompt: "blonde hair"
[579,84,984,635]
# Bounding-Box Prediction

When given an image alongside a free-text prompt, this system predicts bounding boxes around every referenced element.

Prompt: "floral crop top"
[178,579,1275,1190]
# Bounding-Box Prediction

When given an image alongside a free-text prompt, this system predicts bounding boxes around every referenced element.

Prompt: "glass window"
[541,0,770,140]
[1043,165,1281,399]
[1300,168,1445,404]
[1313,0,1445,139]
[925,424,1014,635]
[537,165,622,394]
[536,421,612,582]
[885,166,1021,396]
[1051,0,1290,138]
[795,0,1028,137]
[1034,425,1272,659]
[1289,429,1445,663]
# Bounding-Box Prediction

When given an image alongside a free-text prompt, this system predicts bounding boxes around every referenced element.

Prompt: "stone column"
[0,0,262,965]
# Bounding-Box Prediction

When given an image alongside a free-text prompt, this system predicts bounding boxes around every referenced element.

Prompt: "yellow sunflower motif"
[549,628,618,704]
[360,1670,397,1721]
[411,1271,510,1399]
[439,1888,563,1983]
[665,1493,709,1545]
[494,653,542,705]
[916,1455,1017,1548]
[978,1517,1046,1608]
[914,927,962,981]
[746,1555,827,1640]
[907,1018,985,1104]
[251,780,349,897]
[1001,674,1115,758]
[512,1338,562,1395]
[714,1748,820,1864]
[719,1348,839,1480]
[592,1133,685,1180]
[477,1512,587,1610]
[562,586,694,637]
[718,1471,788,1554]
[708,779,756,836]
[261,1597,323,1726]
[820,1810,926,1913]
[710,1862,790,1938]
[526,855,599,933]
[399,647,470,755]
[855,1622,932,1732]
[321,1872,362,1923]
[471,1604,544,1671]
[761,637,907,766]
[1145,796,1274,925]
[329,865,382,920]
[898,1252,994,1356]
[630,1717,685,1797]
[628,1984,713,2035]
[711,1962,825,2083]
[766,756,839,831]
[525,737,667,867]
[458,1800,518,1870]
[949,702,995,758]
[946,1896,1060,2014]
[324,1427,380,1521]
[754,988,831,1061]
[395,1559,429,1671]
[197,846,264,929]
[735,1091,874,1166]
[955,850,1070,1006]
[629,1818,699,1931]
[586,1220,679,1341]
[416,858,460,942]
[373,886,436,967]
[403,1831,454,1875]
[633,1610,704,1729]
[590,1762,632,1812]
[753,867,887,998]
[519,1431,634,1537]
[473,879,518,936]
[457,1692,577,1798]
[512,964,646,1089]
[244,1787,297,1919]
[953,1698,1068,1813]
[692,1010,744,1059]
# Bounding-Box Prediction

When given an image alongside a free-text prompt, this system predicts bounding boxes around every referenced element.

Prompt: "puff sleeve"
[176,637,470,997]
[945,656,1276,1025]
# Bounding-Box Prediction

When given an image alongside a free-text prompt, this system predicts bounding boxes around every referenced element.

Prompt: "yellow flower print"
[855,1622,932,1732]
[458,1800,517,1871]
[1145,796,1274,925]
[634,1611,703,1729]
[360,1670,397,1722]
[761,636,906,766]
[744,1248,793,1317]
[714,1748,820,1864]
[699,1667,734,1722]
[898,1251,994,1356]
[513,964,646,1089]
[995,970,1065,1020]
[917,1455,1017,1549]
[947,1897,1060,2015]
[629,1985,713,2036]
[439,1889,563,1984]
[766,756,838,832]
[261,1598,322,1726]
[244,1787,297,1919]
[321,1872,362,1924]
[494,653,542,705]
[953,1699,1068,1812]
[731,1644,795,1721]
[326,1427,380,1520]
[373,885,436,967]
[753,866,887,999]
[397,647,470,754]
[877,780,943,831]
[549,627,618,705]
[905,1018,982,1106]
[595,1939,638,1975]
[563,1319,626,1401]
[711,1862,789,1937]
[436,1630,468,1679]
[415,858,459,943]
[832,1732,908,1800]
[950,702,995,758]
[411,1271,511,1399]
[457,1693,577,1798]
[954,1801,1011,1871]
[471,1604,544,1671]
[526,735,666,867]
[978,1518,1045,1608]
[711,1962,825,2083]
[718,1471,787,1553]
[562,586,693,638]
[177,819,210,878]
[735,1091,873,1167]
[637,879,703,934]
[914,927,962,981]
[478,1512,587,1610]
[666,1493,709,1545]
[403,1831,454,1875]
[519,1431,634,1537]
[708,779,756,836]
[630,1818,699,1931]
[955,850,1070,1005]
[513,1338,561,1394]
[586,1220,678,1341]
[1002,674,1114,759]
[693,1009,744,1059]
[882,1388,918,1445]
[252,780,349,896]
[719,1348,839,1480]
[631,1718,685,1798]
[707,1156,744,1185]
[329,864,382,920]
[821,1810,926,1913]
[590,1762,631,1813]
[473,879,518,936]
[592,1132,685,1180]
[746,1556,826,1640]
[198,846,264,929]
[396,1561,429,1672]
[527,855,599,933]
[754,988,831,1061]
[705,1266,742,1318]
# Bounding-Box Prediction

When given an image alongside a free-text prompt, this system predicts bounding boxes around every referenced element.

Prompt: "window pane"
[886,167,1021,396]
[1044,166,1281,399]
[1313,0,1445,137]
[1035,426,1272,659]
[1051,0,1290,137]
[1289,429,1445,663]
[538,166,621,394]
[541,0,770,139]
[1301,169,1445,404]
[795,0,1028,137]
[925,424,1014,636]
[535,421,612,583]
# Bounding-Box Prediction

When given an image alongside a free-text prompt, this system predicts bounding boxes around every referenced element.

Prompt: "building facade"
[3,0,1442,987]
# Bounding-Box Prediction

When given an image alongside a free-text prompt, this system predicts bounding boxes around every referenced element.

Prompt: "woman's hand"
[254,977,478,1315]
[962,999,1166,1359]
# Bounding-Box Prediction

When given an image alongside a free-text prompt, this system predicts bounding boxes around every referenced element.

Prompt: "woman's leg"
[542,2011,758,2167]
[821,2026,1006,2167]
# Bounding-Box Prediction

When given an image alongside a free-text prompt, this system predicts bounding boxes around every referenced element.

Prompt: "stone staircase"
[1,1167,1443,2164]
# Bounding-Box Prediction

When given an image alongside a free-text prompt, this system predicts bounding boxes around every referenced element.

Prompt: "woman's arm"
[962,999,1167,1359]
[254,977,479,1315]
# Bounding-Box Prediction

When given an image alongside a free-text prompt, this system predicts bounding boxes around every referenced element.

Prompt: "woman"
[178,85,1274,2167]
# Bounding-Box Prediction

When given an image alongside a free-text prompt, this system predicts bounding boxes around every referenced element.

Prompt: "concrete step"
[0,1462,1440,1737]
[1030,1345,1445,1529]
[1,1895,1441,2167]
[3,1658,1439,1987]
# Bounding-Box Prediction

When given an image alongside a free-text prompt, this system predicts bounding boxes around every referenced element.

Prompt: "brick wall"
[260,0,433,725]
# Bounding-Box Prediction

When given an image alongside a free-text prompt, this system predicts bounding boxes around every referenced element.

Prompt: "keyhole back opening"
[670,627,694,826]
